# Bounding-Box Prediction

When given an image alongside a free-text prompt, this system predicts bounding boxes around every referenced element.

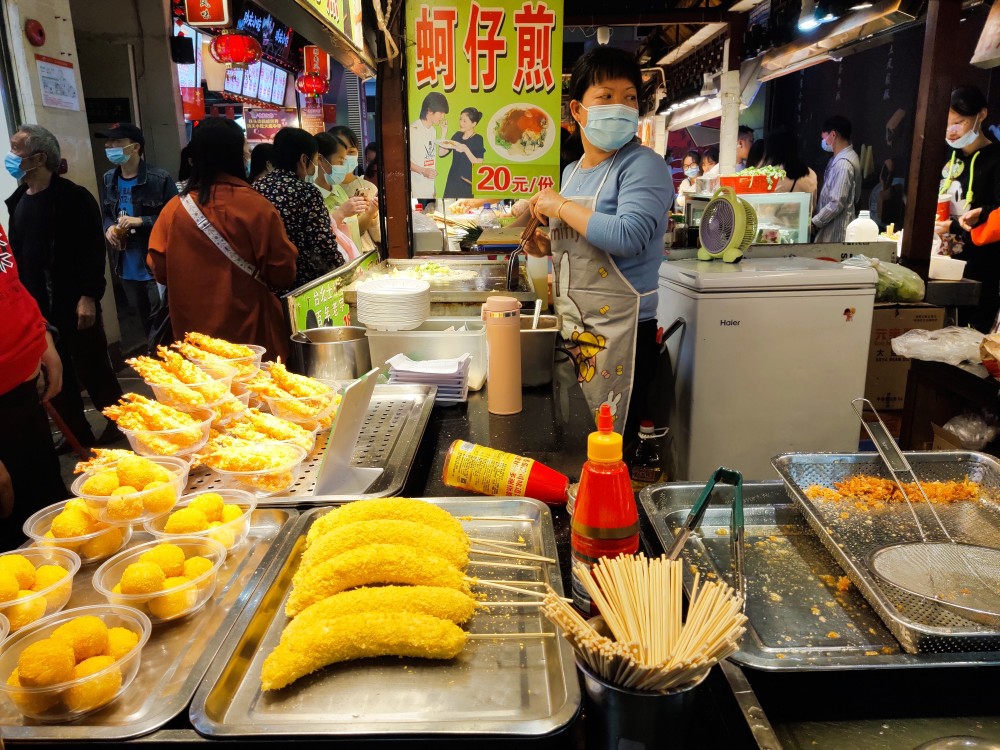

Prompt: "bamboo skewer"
[470,547,556,564]
[469,537,527,549]
[468,560,541,571]
[467,632,555,640]
[472,578,570,601]
[478,600,544,607]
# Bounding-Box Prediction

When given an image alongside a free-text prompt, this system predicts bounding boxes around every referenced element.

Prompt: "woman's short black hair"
[183,117,246,205]
[419,92,449,119]
[327,125,359,151]
[683,149,701,166]
[703,145,719,163]
[248,142,273,184]
[568,46,644,114]
[365,142,377,156]
[460,107,483,125]
[271,127,318,173]
[951,85,988,117]
[316,131,348,160]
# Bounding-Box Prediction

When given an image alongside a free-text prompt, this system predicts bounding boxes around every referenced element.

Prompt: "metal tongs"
[666,467,747,607]
[506,215,542,291]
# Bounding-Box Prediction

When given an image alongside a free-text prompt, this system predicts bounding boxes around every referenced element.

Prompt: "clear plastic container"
[144,490,257,555]
[0,604,151,721]
[118,406,215,458]
[92,537,226,624]
[0,612,8,642]
[0,548,81,633]
[70,456,190,526]
[262,391,338,430]
[188,344,265,382]
[23,501,133,565]
[205,442,307,497]
[146,362,235,410]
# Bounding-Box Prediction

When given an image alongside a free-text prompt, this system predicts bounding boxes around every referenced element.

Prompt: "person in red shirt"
[0,224,66,550]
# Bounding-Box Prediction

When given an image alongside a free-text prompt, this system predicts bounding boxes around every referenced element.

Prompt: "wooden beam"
[565,11,740,26]
[900,0,962,273]
[375,7,410,259]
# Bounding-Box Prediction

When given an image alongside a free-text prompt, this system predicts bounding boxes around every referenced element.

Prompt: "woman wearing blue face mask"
[675,150,701,213]
[326,125,379,251]
[314,132,361,259]
[524,46,674,444]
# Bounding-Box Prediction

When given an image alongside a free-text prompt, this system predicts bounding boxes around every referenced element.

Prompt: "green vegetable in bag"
[841,255,925,302]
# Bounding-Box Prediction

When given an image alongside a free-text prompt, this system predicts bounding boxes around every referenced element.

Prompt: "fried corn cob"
[183,332,255,359]
[303,520,470,571]
[261,611,466,691]
[286,543,470,616]
[306,498,466,547]
[268,361,332,398]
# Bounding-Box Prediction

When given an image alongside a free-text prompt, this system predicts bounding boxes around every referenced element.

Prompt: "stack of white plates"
[386,353,471,405]
[357,278,431,331]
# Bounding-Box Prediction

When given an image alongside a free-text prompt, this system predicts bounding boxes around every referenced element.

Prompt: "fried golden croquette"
[221,504,244,524]
[50,507,97,538]
[0,570,19,603]
[51,615,109,662]
[106,489,143,521]
[120,562,166,595]
[6,668,59,713]
[104,627,140,660]
[140,481,177,514]
[31,566,68,594]
[116,456,161,491]
[0,555,36,589]
[261,611,467,691]
[79,527,124,560]
[306,498,465,547]
[147,576,196,620]
[18,639,76,687]
[79,470,120,497]
[6,591,46,629]
[139,544,186,577]
[303,519,470,571]
[64,655,122,712]
[182,556,214,581]
[189,493,225,523]
[164,506,210,534]
[285,543,469,617]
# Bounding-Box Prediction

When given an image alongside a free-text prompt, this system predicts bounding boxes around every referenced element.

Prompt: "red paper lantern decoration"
[209,29,262,69]
[295,72,329,100]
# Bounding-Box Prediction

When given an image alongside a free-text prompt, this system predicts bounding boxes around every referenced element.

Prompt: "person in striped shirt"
[812,116,861,243]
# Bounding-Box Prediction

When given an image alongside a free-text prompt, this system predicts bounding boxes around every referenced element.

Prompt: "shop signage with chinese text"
[184,0,230,28]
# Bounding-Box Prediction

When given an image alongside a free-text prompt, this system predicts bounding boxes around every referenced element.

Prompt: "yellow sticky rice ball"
[139,544,186,577]
[104,627,140,660]
[79,526,124,560]
[106,488,143,521]
[31,565,68,592]
[182,556,214,581]
[0,555,36,590]
[6,668,60,714]
[207,521,235,549]
[119,562,165,595]
[65,497,92,515]
[64,656,122,713]
[147,576,196,620]
[221,504,244,524]
[50,507,97,539]
[51,616,109,662]
[141,480,177,514]
[0,570,19,603]
[80,469,120,497]
[116,456,161,491]
[189,493,225,523]
[5,591,46,630]
[164,507,209,534]
[17,639,76,687]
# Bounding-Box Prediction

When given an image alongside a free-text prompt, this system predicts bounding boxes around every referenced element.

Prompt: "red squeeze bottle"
[570,404,640,613]
[441,441,569,504]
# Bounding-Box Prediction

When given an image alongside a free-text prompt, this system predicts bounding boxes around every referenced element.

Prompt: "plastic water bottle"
[845,210,879,242]
[571,404,639,613]
[478,203,500,229]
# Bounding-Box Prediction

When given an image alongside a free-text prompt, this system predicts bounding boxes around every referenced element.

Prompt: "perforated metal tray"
[774,452,1000,654]
[185,384,435,505]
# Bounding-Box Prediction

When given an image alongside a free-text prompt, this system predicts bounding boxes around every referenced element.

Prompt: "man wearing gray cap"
[96,123,177,345]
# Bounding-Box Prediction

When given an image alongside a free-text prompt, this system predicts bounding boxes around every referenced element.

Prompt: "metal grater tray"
[774,451,1000,654]
[185,384,435,505]
[640,481,1000,671]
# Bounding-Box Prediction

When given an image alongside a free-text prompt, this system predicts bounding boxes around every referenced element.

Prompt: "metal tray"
[343,258,535,303]
[0,508,297,740]
[189,497,580,738]
[774,451,1000,654]
[641,481,1000,671]
[185,384,435,505]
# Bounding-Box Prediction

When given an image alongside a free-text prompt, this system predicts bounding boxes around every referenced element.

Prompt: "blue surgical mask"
[579,103,639,152]
[821,137,834,153]
[344,154,359,172]
[329,162,352,184]
[4,152,26,180]
[105,147,131,165]
[305,170,318,184]
[684,167,700,179]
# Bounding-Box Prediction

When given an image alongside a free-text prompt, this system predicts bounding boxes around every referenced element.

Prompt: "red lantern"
[295,71,329,100]
[209,29,262,69]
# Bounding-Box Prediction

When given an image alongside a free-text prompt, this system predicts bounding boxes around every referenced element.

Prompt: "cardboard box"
[932,423,963,451]
[864,304,946,410]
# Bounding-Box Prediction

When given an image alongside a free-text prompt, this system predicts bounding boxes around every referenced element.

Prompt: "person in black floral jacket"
[254,127,345,291]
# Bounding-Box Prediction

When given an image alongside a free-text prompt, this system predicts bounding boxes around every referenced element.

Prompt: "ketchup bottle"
[570,404,640,613]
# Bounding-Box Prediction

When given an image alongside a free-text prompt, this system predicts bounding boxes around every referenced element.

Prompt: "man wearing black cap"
[96,123,177,345]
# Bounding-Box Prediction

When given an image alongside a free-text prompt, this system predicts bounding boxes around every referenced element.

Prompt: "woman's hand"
[960,207,983,233]
[341,196,368,217]
[105,224,122,249]
[523,228,551,258]
[39,331,62,402]
[528,188,567,223]
[934,219,952,236]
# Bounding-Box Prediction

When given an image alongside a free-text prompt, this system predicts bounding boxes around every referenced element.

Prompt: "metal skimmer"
[854,398,1000,627]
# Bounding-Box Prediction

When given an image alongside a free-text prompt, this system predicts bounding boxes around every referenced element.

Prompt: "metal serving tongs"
[853,397,1000,627]
[666,466,747,607]
[506,215,542,291]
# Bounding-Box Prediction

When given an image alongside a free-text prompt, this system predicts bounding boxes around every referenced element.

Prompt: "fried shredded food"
[805,474,981,507]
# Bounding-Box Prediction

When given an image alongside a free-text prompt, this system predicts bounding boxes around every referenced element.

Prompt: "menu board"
[270,69,288,105]
[224,67,244,95]
[236,3,293,63]
[405,0,563,201]
[257,63,275,103]
[242,61,262,100]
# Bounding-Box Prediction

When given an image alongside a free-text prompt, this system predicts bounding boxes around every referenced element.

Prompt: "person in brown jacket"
[148,119,297,360]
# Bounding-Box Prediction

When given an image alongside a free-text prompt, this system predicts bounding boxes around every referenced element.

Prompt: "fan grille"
[701,200,737,254]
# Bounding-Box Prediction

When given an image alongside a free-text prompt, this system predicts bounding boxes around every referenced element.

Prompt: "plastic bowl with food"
[189,344,265,382]
[262,390,339,430]
[0,604,151,721]
[24,501,133,565]
[205,442,307,497]
[118,406,214,458]
[0,548,81,633]
[146,362,236,411]
[274,416,320,453]
[71,456,190,526]
[92,537,226,624]
[144,490,257,554]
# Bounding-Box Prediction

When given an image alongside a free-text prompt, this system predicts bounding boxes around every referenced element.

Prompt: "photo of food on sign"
[489,104,555,162]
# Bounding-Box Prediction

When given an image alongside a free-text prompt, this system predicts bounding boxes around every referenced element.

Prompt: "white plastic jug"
[845,210,879,242]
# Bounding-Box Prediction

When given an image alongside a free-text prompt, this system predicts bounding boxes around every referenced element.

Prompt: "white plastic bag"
[842,255,925,302]
[942,413,998,451]
[890,326,984,366]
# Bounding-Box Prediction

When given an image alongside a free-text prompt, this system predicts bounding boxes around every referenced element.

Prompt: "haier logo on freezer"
[720,319,740,326]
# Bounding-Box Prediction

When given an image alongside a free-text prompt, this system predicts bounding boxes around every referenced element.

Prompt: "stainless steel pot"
[520,314,559,387]
[289,326,372,380]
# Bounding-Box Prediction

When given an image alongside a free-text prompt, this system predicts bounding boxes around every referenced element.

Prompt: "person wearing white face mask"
[524,46,674,445]
[675,150,701,213]
[327,125,379,250]
[811,115,861,243]
[939,86,1000,331]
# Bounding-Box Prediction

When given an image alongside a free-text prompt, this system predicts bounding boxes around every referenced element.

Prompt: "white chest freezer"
[656,258,878,481]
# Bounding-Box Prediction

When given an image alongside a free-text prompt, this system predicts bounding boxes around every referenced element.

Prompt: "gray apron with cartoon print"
[550,152,655,432]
